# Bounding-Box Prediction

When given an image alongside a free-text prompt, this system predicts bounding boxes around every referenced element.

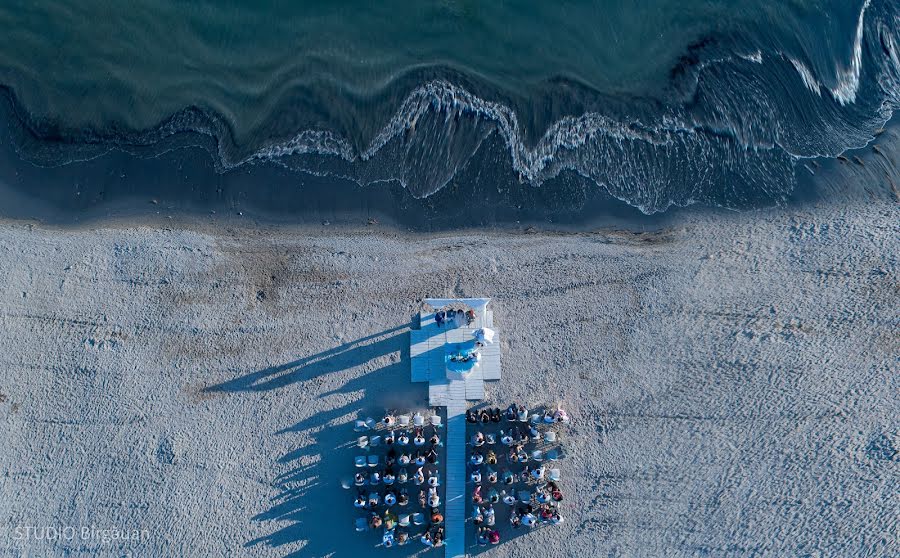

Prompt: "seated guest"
[486,467,498,484]
[486,488,500,504]
[428,486,440,507]
[484,504,496,526]
[426,447,438,464]
[521,512,537,527]
[505,404,518,422]
[414,428,426,447]
[470,451,484,465]
[384,490,397,506]
[354,492,366,508]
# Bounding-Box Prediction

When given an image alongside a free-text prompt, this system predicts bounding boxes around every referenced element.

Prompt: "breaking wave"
[4,0,900,214]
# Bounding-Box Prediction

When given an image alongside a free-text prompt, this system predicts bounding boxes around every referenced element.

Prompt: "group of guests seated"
[467,403,569,541]
[434,308,476,327]
[354,411,446,548]
[374,510,446,548]
[467,404,569,425]
[509,501,564,528]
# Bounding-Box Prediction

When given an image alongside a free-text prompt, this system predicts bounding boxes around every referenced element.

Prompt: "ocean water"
[0,0,898,216]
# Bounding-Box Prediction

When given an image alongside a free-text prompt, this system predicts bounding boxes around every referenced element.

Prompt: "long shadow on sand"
[208,325,431,557]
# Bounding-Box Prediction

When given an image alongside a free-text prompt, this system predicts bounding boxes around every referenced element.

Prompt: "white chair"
[357,436,369,449]
[354,420,370,432]
[548,468,561,482]
[399,514,410,527]
[398,414,411,427]
[413,413,425,427]
[430,414,443,428]
[369,435,381,448]
[532,450,543,462]
[547,449,559,461]
[354,456,367,468]
[412,513,425,526]
[365,417,377,430]
[355,517,368,532]
[544,431,557,443]
[367,455,379,467]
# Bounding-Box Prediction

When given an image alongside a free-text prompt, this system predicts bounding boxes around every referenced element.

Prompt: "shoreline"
[0,117,896,237]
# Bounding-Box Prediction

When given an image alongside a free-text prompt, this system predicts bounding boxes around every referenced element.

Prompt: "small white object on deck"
[410,297,502,558]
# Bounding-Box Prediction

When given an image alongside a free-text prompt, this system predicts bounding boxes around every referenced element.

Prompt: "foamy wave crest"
[6,0,900,215]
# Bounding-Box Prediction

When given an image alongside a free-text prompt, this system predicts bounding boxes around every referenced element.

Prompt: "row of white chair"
[530,449,560,462]
[355,413,442,432]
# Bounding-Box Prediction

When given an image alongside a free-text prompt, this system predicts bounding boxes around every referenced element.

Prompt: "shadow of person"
[238,326,432,557]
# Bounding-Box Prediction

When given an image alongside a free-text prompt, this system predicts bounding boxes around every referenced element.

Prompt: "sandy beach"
[0,183,896,556]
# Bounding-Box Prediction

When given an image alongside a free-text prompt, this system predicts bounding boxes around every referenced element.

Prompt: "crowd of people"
[434,307,477,328]
[352,412,445,548]
[467,403,569,545]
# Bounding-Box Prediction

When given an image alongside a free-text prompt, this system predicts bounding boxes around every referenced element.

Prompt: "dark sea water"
[0,0,898,221]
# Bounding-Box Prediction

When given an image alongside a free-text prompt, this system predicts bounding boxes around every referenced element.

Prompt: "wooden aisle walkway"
[443,400,467,558]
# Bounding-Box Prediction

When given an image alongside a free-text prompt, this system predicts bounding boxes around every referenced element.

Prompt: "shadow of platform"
[212,325,437,557]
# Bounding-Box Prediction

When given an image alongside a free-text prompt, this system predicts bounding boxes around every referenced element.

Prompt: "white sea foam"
[830,0,871,105]
[790,58,823,96]
[740,50,764,64]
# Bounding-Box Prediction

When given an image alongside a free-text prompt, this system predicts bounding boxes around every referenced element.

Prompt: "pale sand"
[0,194,897,557]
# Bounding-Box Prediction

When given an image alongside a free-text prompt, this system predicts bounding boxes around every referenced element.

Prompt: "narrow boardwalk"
[444,400,467,558]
